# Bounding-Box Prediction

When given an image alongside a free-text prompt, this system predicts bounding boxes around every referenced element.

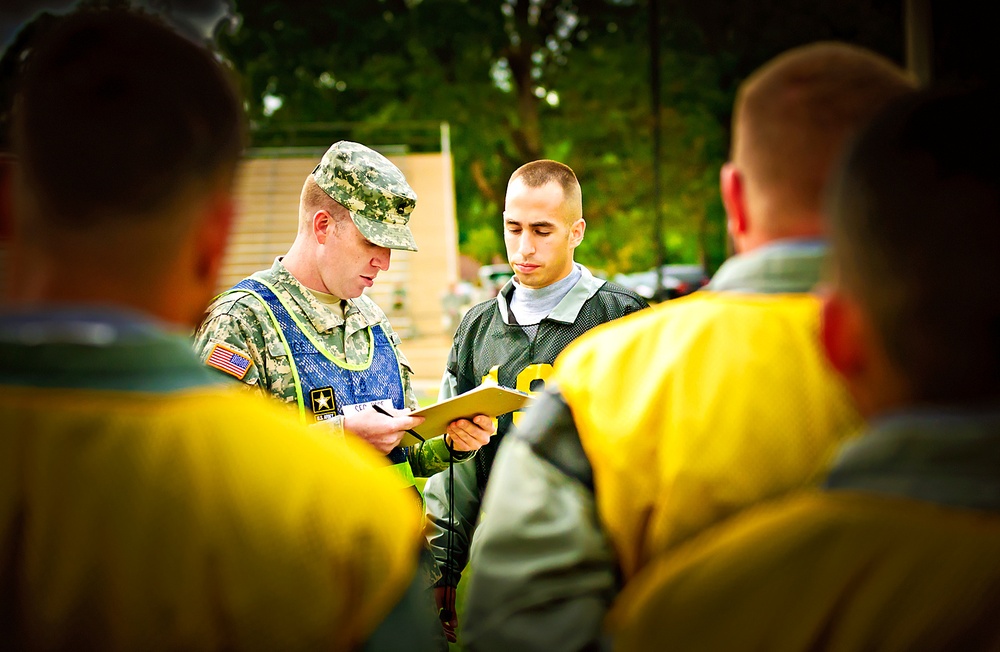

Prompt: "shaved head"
[508,159,582,225]
[732,42,913,237]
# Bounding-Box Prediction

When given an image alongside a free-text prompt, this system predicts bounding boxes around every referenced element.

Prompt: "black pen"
[371,403,426,443]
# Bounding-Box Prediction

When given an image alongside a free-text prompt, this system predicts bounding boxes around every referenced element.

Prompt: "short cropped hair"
[733,42,913,224]
[298,175,349,232]
[509,159,583,221]
[12,8,245,228]
[827,86,1000,404]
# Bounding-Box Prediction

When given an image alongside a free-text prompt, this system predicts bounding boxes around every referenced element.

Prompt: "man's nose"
[518,234,535,256]
[372,246,391,271]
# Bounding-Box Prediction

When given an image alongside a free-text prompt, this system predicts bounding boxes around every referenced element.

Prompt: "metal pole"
[905,0,933,86]
[649,0,665,298]
[440,121,459,311]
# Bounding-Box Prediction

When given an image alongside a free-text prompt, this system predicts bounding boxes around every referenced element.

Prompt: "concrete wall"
[220,149,458,338]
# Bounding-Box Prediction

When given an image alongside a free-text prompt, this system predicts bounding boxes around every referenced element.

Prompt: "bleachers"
[218,149,457,340]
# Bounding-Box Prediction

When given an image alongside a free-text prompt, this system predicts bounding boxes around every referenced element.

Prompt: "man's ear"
[569,218,586,248]
[820,286,867,381]
[313,210,334,244]
[720,162,748,240]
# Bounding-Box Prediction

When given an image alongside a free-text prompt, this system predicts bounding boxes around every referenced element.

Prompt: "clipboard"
[404,385,532,446]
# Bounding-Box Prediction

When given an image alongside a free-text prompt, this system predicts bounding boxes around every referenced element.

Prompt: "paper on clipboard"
[403,385,531,446]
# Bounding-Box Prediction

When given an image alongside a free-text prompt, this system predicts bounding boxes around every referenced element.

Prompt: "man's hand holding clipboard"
[405,385,531,447]
[368,404,494,452]
[349,385,527,453]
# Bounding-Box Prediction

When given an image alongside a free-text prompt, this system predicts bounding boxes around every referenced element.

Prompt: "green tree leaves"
[219,0,900,275]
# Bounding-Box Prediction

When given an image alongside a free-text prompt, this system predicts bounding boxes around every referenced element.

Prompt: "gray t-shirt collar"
[508,264,583,326]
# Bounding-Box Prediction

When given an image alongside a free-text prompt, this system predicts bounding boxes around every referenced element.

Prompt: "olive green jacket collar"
[0,307,220,392]
[826,409,1000,512]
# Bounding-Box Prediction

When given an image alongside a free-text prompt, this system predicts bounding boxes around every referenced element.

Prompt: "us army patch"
[311,386,337,417]
[205,343,252,380]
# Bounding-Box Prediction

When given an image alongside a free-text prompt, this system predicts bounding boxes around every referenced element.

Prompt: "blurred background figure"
[0,8,433,650]
[441,281,475,336]
[615,84,1000,652]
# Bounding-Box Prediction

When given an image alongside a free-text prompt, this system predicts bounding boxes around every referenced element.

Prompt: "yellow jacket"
[0,384,420,651]
[613,491,1000,651]
[462,244,860,652]
[557,292,859,579]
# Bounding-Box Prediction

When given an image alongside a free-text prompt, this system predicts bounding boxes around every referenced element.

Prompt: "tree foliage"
[219,0,901,274]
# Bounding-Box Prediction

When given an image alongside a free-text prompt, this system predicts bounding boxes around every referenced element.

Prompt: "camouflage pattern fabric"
[194,257,459,476]
[313,141,419,252]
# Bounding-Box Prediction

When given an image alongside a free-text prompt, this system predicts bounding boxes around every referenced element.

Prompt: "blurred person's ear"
[197,189,235,280]
[820,287,866,380]
[188,188,236,323]
[820,285,904,417]
[720,163,748,244]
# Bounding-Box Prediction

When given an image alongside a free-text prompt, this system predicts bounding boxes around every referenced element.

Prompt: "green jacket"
[424,266,646,588]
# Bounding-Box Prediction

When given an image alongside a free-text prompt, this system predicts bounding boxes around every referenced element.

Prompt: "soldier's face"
[319,216,391,298]
[503,179,584,289]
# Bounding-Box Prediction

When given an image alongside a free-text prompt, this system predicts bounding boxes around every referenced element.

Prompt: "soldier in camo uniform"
[194,141,493,488]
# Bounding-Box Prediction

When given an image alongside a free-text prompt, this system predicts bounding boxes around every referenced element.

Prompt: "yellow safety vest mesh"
[0,385,419,651]
[613,491,1000,651]
[555,291,861,579]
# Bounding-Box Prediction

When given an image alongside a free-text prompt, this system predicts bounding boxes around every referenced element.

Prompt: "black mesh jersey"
[447,280,647,494]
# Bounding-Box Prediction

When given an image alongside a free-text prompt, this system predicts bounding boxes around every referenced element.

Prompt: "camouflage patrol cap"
[312,141,418,251]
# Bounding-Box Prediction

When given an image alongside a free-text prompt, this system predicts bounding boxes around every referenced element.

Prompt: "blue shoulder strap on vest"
[234,278,408,465]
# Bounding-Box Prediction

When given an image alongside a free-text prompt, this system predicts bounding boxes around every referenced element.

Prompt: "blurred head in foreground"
[722,42,914,254]
[8,7,244,324]
[822,85,1000,416]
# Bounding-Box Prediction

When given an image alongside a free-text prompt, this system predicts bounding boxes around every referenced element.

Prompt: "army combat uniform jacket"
[194,258,464,479]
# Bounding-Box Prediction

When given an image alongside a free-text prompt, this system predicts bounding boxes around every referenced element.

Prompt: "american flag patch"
[205,343,252,379]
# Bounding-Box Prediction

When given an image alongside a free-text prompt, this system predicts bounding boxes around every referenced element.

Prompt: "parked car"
[613,264,710,302]
[478,263,514,297]
[661,264,711,296]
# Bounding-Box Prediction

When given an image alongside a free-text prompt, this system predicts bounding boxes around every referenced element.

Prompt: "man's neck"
[735,209,824,255]
[280,240,325,293]
[8,250,198,328]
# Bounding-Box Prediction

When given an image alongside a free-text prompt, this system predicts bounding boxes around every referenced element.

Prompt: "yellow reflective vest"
[554,291,861,579]
[612,491,1000,651]
[0,384,419,651]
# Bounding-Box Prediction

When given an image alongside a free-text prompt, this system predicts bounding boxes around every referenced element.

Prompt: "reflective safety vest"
[230,278,415,488]
[556,291,861,578]
[612,491,1000,651]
